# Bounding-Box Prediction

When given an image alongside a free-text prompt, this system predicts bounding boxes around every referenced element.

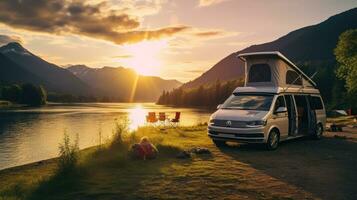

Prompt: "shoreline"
[0,145,97,173]
[1,126,357,199]
[1,127,356,173]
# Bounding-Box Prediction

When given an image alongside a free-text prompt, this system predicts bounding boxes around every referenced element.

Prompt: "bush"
[58,132,79,172]
[110,118,130,146]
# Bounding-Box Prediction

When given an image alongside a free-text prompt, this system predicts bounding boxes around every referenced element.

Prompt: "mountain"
[0,52,47,85]
[68,65,182,102]
[0,42,92,95]
[182,8,357,89]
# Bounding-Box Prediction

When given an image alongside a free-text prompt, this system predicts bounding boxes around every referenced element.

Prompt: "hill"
[183,8,357,90]
[68,65,182,102]
[0,43,92,95]
[0,52,48,86]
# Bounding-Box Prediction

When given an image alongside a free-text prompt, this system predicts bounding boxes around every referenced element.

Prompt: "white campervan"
[208,52,326,150]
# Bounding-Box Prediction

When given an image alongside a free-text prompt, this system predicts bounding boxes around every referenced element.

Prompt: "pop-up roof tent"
[238,52,316,89]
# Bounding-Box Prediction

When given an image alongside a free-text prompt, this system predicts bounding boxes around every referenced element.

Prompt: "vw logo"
[226,120,232,127]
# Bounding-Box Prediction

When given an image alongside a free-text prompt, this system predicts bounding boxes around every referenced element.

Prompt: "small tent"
[238,52,316,89]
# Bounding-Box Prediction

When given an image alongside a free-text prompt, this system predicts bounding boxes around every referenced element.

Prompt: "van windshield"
[221,94,274,111]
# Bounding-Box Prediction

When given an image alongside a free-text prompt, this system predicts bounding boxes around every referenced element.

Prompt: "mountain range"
[0,43,181,102]
[0,42,92,95]
[182,7,357,89]
[68,65,181,102]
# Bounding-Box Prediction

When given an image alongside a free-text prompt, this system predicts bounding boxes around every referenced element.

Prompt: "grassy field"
[1,123,357,200]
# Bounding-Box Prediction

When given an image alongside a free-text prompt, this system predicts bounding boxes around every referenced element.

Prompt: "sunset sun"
[122,40,168,76]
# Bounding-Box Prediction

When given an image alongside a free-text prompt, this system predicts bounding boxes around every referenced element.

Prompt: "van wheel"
[266,130,279,150]
[313,124,323,140]
[213,140,226,147]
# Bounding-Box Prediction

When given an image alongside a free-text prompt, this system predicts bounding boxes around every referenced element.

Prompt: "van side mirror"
[217,104,222,109]
[275,107,287,113]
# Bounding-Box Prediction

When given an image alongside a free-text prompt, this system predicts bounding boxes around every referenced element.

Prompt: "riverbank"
[1,125,357,200]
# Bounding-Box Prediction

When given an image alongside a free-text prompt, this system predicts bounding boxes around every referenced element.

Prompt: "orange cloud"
[0,0,188,45]
[198,0,228,7]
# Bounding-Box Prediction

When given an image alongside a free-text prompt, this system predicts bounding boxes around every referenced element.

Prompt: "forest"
[0,83,47,106]
[157,79,244,108]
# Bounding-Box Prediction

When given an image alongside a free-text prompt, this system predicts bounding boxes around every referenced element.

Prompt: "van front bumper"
[208,125,267,143]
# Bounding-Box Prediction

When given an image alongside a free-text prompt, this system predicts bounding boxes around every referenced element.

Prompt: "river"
[0,103,212,170]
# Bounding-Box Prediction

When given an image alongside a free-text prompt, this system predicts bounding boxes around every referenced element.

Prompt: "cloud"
[0,0,187,45]
[0,34,23,46]
[198,0,228,7]
[194,31,225,37]
[185,69,205,73]
[109,0,167,17]
[112,55,132,59]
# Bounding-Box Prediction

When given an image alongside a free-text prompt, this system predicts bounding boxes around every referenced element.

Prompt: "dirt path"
[215,134,357,200]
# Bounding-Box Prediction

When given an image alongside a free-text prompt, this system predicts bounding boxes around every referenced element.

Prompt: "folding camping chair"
[170,112,181,127]
[146,112,158,125]
[158,112,167,126]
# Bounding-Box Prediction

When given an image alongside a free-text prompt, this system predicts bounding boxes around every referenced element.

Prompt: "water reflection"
[128,105,147,131]
[0,103,211,169]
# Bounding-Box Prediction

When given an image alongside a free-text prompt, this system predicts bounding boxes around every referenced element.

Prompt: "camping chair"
[158,112,167,126]
[170,112,181,127]
[146,112,158,125]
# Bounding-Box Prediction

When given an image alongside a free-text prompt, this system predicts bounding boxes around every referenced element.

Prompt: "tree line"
[157,79,244,108]
[0,83,47,106]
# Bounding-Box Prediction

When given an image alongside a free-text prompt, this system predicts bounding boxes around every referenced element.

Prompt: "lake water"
[0,103,212,170]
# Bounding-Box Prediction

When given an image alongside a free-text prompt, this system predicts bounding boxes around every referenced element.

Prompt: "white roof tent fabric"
[238,52,317,89]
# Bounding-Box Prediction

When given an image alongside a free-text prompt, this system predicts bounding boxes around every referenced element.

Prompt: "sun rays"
[122,40,168,76]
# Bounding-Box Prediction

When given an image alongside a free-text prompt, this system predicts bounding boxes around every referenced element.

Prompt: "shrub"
[58,132,79,172]
[111,118,129,146]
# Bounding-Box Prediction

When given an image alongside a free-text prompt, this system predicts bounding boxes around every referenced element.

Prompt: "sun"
[122,40,167,76]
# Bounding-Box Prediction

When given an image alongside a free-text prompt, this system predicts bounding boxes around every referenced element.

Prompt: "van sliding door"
[284,95,297,136]
[307,95,317,134]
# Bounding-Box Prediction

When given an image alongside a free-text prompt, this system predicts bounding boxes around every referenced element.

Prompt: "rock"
[176,150,191,159]
[190,147,211,154]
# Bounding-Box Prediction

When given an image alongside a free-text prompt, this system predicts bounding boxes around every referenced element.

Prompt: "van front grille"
[212,119,247,128]
[208,131,264,138]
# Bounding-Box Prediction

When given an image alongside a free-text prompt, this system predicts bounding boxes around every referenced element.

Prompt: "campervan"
[208,52,326,150]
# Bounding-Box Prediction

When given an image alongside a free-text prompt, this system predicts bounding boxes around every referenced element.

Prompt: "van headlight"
[245,120,267,128]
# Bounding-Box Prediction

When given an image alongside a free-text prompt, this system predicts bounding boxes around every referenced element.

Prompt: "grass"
[0,123,318,200]
[0,100,11,108]
[327,116,356,126]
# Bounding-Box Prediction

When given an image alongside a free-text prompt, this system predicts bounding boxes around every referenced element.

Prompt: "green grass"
[0,125,206,200]
[0,124,315,200]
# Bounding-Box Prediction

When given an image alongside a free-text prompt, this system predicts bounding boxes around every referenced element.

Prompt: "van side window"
[309,96,323,110]
[274,96,286,111]
[286,70,302,85]
[249,64,271,82]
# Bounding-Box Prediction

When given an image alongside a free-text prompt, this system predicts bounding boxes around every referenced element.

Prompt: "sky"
[0,0,356,82]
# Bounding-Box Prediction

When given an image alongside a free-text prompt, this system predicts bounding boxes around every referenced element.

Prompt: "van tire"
[266,130,279,150]
[312,123,323,140]
[212,140,226,147]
